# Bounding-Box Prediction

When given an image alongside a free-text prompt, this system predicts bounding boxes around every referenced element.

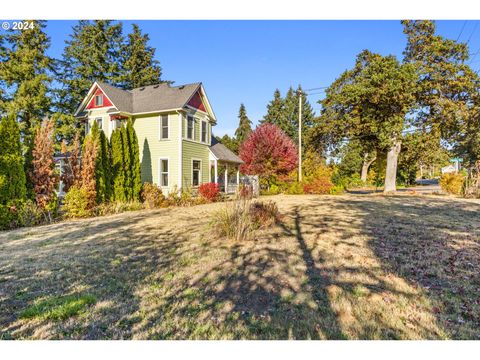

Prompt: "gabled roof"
[209,136,244,164]
[75,81,216,122]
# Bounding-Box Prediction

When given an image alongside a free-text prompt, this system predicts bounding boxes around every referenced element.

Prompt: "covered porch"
[210,161,241,193]
[209,137,244,194]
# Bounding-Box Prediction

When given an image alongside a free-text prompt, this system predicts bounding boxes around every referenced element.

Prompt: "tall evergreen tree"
[261,89,285,126]
[126,119,142,200]
[261,86,315,145]
[234,103,252,148]
[55,20,124,139]
[89,121,112,203]
[111,127,127,202]
[0,115,26,204]
[0,20,53,196]
[0,20,53,139]
[214,134,238,153]
[120,124,132,200]
[120,24,163,89]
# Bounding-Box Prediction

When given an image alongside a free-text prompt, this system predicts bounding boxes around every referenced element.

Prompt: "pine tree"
[261,89,285,126]
[111,127,127,201]
[214,134,238,153]
[0,20,53,196]
[31,119,58,209]
[234,103,252,149]
[56,20,124,137]
[0,115,26,204]
[120,24,163,89]
[126,119,142,200]
[0,20,53,141]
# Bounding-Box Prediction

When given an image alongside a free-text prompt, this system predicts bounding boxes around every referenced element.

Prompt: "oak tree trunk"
[360,153,376,183]
[383,140,401,194]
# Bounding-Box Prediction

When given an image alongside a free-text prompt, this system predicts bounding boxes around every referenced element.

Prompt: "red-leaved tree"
[239,123,298,186]
[31,119,58,210]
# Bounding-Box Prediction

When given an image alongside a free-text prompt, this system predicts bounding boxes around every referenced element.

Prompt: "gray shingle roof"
[95,81,201,115]
[209,136,244,164]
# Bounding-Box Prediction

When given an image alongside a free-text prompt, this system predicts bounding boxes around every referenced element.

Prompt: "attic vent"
[153,85,159,88]
[178,85,185,90]
[139,87,145,91]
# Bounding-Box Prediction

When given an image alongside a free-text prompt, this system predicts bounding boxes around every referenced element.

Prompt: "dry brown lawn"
[0,194,479,339]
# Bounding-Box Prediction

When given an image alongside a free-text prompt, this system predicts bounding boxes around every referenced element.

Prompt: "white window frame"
[187,115,195,140]
[159,115,169,140]
[94,94,103,107]
[201,120,207,143]
[95,117,103,131]
[158,157,170,188]
[192,158,202,187]
[85,120,90,135]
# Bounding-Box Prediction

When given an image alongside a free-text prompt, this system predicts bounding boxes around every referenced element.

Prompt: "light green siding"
[182,140,210,189]
[86,108,114,136]
[134,113,181,194]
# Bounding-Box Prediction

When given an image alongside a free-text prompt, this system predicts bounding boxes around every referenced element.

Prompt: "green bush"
[17,200,45,227]
[141,182,166,209]
[63,185,93,218]
[440,173,464,195]
[329,185,345,195]
[0,203,16,230]
[283,181,304,195]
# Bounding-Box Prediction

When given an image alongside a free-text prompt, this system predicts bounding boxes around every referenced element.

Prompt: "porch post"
[214,160,218,184]
[236,167,240,185]
[225,163,228,193]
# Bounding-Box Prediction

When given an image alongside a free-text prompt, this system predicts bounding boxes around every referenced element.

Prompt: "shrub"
[284,181,304,195]
[249,201,280,229]
[199,182,220,202]
[141,182,166,209]
[211,199,280,241]
[329,185,345,195]
[268,184,281,195]
[63,185,93,218]
[440,173,464,195]
[303,165,334,194]
[17,200,45,227]
[0,203,16,230]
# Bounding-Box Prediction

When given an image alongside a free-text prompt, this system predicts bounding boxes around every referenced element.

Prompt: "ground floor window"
[160,158,169,187]
[192,160,201,187]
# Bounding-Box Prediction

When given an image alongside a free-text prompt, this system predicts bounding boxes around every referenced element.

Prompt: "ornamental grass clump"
[211,198,280,241]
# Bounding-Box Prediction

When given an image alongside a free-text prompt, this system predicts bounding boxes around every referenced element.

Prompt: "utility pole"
[298,89,303,182]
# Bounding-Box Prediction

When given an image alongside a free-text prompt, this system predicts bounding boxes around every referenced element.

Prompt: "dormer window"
[95,94,103,106]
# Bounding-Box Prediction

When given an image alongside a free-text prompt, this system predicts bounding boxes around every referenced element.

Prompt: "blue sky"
[22,20,480,136]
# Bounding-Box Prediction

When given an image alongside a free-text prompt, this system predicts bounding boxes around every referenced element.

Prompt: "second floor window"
[95,94,103,106]
[187,116,194,140]
[160,115,168,139]
[201,121,207,143]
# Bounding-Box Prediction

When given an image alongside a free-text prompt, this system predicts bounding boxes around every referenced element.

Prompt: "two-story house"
[74,81,243,194]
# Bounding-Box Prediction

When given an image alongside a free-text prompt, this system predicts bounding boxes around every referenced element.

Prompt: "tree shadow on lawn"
[0,208,198,339]
[335,195,480,339]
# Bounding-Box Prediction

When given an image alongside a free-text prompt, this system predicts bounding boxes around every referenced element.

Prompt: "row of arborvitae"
[62,119,143,218]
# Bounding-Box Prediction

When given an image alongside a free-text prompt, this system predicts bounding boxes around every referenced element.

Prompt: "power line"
[456,20,468,42]
[466,21,478,45]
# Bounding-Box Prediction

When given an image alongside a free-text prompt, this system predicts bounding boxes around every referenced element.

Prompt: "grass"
[0,194,479,339]
[20,294,96,321]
